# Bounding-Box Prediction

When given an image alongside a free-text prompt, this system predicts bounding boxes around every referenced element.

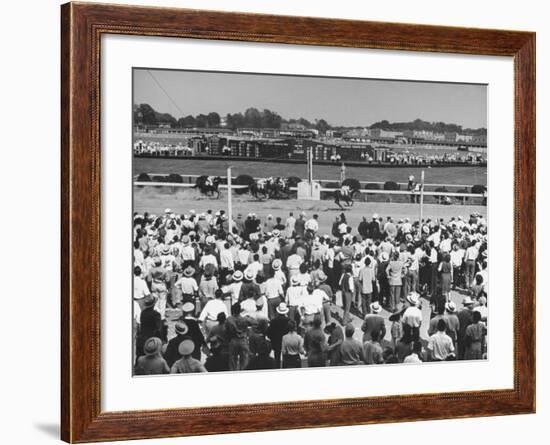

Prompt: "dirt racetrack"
[134,186,487,232]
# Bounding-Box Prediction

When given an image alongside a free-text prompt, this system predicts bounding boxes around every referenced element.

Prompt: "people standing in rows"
[132,207,488,374]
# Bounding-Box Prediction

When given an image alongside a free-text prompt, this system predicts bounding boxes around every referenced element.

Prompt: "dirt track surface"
[134,187,487,233]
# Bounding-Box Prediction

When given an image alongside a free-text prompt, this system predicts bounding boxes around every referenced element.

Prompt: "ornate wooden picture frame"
[61,2,535,442]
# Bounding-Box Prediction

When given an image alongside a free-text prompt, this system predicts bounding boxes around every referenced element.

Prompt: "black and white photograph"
[132,68,488,375]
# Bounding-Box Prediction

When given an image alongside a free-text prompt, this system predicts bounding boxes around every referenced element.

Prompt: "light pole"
[227,166,233,235]
[419,169,425,224]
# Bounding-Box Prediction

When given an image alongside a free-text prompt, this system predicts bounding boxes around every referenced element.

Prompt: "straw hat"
[232,270,243,282]
[183,266,195,277]
[244,270,254,281]
[178,339,195,356]
[175,321,189,336]
[143,337,162,356]
[272,259,282,271]
[276,302,289,315]
[445,301,457,313]
[181,302,195,313]
[370,302,382,314]
[406,292,420,306]
[462,296,474,306]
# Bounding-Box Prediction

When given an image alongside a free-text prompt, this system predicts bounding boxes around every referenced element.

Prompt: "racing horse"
[267,177,290,199]
[193,175,222,198]
[334,186,359,209]
[249,178,270,200]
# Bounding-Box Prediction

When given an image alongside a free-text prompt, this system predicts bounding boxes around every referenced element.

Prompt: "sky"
[133,68,487,129]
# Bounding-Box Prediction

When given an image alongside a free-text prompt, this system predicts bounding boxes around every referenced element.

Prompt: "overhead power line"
[146,70,185,117]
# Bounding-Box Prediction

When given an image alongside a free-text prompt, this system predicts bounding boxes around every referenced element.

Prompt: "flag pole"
[227,166,233,235]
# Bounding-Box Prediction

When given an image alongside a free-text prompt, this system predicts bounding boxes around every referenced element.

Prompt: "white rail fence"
[135,173,480,189]
[133,181,484,200]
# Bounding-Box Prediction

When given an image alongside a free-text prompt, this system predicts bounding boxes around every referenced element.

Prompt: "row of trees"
[133,103,332,131]
[369,118,487,136]
[134,103,486,135]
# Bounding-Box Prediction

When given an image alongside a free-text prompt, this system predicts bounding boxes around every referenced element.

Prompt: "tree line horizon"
[133,103,487,135]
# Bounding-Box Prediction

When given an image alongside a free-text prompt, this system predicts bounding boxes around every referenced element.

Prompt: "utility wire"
[146,70,185,117]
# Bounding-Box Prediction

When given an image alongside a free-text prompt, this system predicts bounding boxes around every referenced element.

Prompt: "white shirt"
[199,254,218,269]
[285,216,296,234]
[222,282,243,304]
[302,290,325,315]
[428,331,455,360]
[237,249,250,265]
[465,246,479,261]
[305,218,319,232]
[220,249,234,270]
[134,249,145,269]
[402,306,423,328]
[403,353,422,364]
[450,249,465,267]
[199,299,228,322]
[181,245,195,261]
[286,254,303,270]
[286,286,306,307]
[324,248,335,269]
[175,277,198,294]
[439,238,452,253]
[244,262,263,280]
[134,276,150,300]
[264,277,284,299]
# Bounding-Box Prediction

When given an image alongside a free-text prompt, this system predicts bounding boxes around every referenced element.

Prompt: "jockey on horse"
[334,182,355,209]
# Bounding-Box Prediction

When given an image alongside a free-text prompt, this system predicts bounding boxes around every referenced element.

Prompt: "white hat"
[373,213,379,219]
[276,302,289,315]
[244,270,254,281]
[445,301,457,313]
[232,271,243,282]
[164,208,171,214]
[370,302,382,313]
[462,296,474,306]
[406,292,420,306]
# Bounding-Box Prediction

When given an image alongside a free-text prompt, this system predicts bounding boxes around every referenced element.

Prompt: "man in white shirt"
[199,290,228,335]
[450,243,465,289]
[199,247,218,270]
[301,285,326,327]
[180,236,195,263]
[402,292,423,339]
[222,271,244,311]
[427,319,455,361]
[285,212,296,237]
[305,214,319,234]
[134,266,150,301]
[219,243,234,273]
[464,241,479,288]
[175,267,198,298]
[439,233,452,253]
[264,274,284,319]
[286,252,303,279]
